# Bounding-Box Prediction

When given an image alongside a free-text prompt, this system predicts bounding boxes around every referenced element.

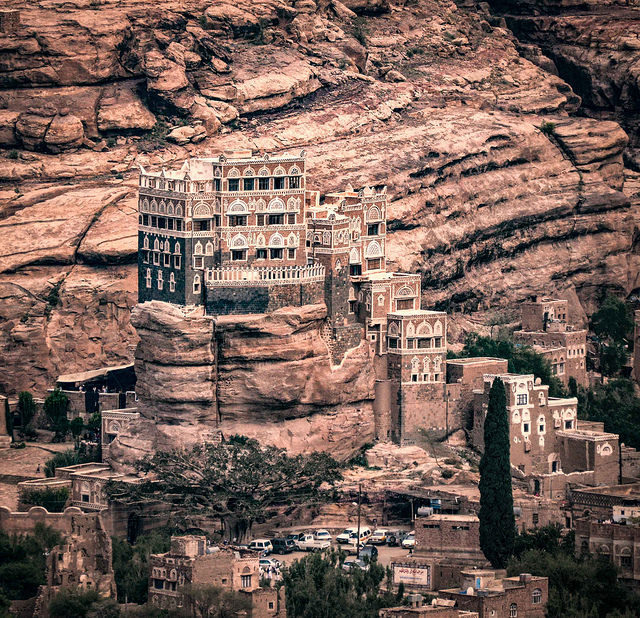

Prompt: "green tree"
[183,584,251,618]
[478,377,515,569]
[70,416,84,448]
[44,447,100,477]
[21,487,69,512]
[0,524,62,600]
[106,436,342,541]
[458,333,565,397]
[44,388,69,442]
[17,391,36,438]
[3,398,12,444]
[283,550,402,617]
[577,378,640,449]
[591,295,633,344]
[48,588,119,618]
[112,530,172,604]
[591,295,633,377]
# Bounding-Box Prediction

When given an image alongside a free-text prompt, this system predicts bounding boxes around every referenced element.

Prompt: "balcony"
[206,264,325,287]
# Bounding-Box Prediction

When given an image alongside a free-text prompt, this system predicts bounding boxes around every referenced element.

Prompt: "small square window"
[243,178,255,191]
[289,176,300,189]
[270,248,283,260]
[274,177,284,190]
[288,213,296,224]
[288,248,296,260]
[228,179,239,191]
[259,177,269,191]
[231,249,247,261]
[256,249,267,260]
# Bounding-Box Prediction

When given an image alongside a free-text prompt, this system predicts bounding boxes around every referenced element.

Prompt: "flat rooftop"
[388,309,446,317]
[573,483,640,499]
[361,272,420,282]
[447,357,506,366]
[420,514,478,522]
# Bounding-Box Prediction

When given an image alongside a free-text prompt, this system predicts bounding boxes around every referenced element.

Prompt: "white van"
[344,527,373,555]
[249,539,273,554]
[336,527,358,544]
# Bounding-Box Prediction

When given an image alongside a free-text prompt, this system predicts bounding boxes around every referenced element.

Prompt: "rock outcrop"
[488,0,640,157]
[109,301,376,467]
[0,0,639,395]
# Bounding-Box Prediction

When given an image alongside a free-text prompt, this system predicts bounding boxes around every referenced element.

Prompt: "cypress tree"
[479,377,515,568]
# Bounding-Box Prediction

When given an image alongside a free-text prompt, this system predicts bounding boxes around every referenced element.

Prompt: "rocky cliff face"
[0,0,639,395]
[487,0,640,160]
[108,301,375,467]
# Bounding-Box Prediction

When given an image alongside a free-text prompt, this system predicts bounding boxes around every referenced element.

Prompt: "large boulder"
[97,83,156,132]
[43,112,84,152]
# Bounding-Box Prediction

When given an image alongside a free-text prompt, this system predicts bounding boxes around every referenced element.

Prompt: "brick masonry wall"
[205,281,324,315]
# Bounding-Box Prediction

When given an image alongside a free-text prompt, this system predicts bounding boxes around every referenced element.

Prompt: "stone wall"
[204,280,324,315]
[0,505,102,536]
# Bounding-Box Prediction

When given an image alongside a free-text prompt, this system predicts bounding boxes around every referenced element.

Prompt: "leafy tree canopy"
[49,588,119,618]
[112,530,172,604]
[577,378,640,449]
[44,446,100,478]
[453,333,566,397]
[106,436,342,541]
[21,487,69,513]
[591,295,633,344]
[282,550,404,618]
[44,388,69,442]
[0,524,62,600]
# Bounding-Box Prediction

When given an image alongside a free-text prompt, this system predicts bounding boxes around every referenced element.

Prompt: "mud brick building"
[391,514,488,593]
[575,519,640,586]
[470,373,625,500]
[149,535,285,616]
[439,570,548,618]
[569,483,640,522]
[513,297,587,387]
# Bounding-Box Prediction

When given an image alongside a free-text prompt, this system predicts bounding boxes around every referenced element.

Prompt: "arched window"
[174,242,181,254]
[169,273,175,292]
[532,589,542,604]
[143,236,150,249]
[145,268,151,289]
[274,165,286,176]
[509,604,517,618]
[157,270,163,290]
[367,206,381,222]
[538,415,546,435]
[153,238,160,251]
[269,233,284,248]
[227,167,240,178]
[433,320,443,336]
[205,242,213,256]
[193,274,201,294]
[243,167,255,177]
[194,242,203,255]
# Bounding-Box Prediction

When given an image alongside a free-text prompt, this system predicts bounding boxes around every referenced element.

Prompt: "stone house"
[391,514,488,593]
[575,518,640,585]
[149,536,285,616]
[471,372,621,496]
[439,570,548,618]
[513,297,587,387]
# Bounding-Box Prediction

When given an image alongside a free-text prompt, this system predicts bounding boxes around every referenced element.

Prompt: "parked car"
[349,527,372,545]
[271,538,295,554]
[401,532,415,549]
[386,531,407,547]
[368,529,389,545]
[248,539,273,555]
[336,527,358,544]
[259,558,281,570]
[358,545,378,561]
[313,529,332,543]
[286,533,304,544]
[342,558,369,572]
[296,533,331,552]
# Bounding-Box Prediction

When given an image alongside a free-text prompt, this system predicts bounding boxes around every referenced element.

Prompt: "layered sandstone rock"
[109,301,376,468]
[0,0,639,396]
[488,0,640,153]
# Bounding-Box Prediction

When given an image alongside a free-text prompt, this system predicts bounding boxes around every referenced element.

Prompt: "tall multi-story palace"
[137,149,441,442]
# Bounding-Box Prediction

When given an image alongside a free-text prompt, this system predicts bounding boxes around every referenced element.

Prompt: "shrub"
[441,469,455,479]
[539,121,556,136]
[7,150,18,160]
[21,487,70,512]
[44,447,100,478]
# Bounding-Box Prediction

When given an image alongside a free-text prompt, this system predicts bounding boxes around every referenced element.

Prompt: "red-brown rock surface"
[0,0,638,399]
[108,301,375,467]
